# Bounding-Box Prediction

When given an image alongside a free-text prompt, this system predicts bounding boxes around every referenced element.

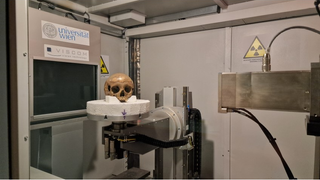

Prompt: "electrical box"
[110,10,145,27]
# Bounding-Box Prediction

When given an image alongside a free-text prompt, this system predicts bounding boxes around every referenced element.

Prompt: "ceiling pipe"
[88,0,142,13]
[38,0,87,15]
[31,0,124,37]
[213,0,228,9]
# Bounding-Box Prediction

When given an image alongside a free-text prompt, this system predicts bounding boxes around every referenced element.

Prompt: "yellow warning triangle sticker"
[244,36,266,58]
[100,56,109,74]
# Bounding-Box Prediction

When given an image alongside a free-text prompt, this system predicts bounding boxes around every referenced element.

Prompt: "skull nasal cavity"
[120,90,125,97]
[112,86,120,93]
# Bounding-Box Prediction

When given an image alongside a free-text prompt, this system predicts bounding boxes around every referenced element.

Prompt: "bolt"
[23,53,27,57]
[305,90,310,94]
[315,114,318,117]
[24,136,28,141]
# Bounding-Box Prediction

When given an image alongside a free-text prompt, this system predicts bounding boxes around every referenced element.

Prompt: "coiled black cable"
[230,108,295,179]
[315,0,320,16]
[267,26,320,52]
[135,134,189,148]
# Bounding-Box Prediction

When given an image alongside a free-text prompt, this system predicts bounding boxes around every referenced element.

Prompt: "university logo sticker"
[43,23,57,38]
[100,56,109,74]
[244,36,266,58]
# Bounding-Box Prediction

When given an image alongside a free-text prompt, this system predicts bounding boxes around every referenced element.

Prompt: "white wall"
[140,29,229,179]
[100,34,126,98]
[139,15,320,178]
[230,15,320,179]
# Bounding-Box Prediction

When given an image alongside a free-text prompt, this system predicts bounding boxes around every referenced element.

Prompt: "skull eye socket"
[112,86,120,93]
[125,86,132,93]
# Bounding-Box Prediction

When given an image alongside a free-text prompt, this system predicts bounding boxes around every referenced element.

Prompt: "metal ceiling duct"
[31,0,124,37]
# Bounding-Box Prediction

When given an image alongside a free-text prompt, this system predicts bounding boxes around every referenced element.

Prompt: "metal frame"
[153,86,196,179]
[146,5,220,25]
[8,0,30,178]
[129,38,141,99]
[0,0,9,178]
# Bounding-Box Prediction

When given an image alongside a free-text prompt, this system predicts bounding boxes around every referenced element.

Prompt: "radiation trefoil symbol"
[100,56,109,74]
[243,36,266,58]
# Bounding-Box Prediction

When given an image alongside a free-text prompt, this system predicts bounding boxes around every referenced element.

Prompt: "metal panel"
[52,121,83,178]
[311,63,320,116]
[28,7,102,179]
[219,71,311,112]
[58,0,114,8]
[8,0,30,178]
[111,167,150,179]
[146,5,220,25]
[218,73,236,113]
[30,128,52,173]
[88,0,253,17]
[28,8,100,64]
[0,0,9,178]
[28,8,101,121]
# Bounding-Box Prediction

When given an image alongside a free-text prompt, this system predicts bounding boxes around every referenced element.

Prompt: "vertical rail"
[9,0,30,178]
[0,0,10,178]
[223,27,232,178]
[154,93,163,178]
[135,39,141,99]
[129,38,141,99]
[183,87,189,178]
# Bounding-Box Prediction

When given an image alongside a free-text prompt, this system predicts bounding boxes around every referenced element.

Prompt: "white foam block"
[87,96,150,116]
[105,95,137,103]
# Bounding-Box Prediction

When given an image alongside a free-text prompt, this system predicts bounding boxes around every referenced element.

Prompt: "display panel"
[33,60,97,116]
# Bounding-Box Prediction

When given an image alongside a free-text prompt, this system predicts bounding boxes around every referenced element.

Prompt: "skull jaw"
[116,90,130,102]
[117,98,127,102]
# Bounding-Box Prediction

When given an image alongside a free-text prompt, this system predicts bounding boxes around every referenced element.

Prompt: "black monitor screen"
[33,60,97,115]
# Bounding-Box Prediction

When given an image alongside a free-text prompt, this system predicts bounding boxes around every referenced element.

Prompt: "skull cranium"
[104,73,134,102]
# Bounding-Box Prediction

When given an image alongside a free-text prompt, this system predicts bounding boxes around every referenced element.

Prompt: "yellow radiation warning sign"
[100,56,109,74]
[244,36,266,58]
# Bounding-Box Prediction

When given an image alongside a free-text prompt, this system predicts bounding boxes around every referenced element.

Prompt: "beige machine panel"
[28,7,100,63]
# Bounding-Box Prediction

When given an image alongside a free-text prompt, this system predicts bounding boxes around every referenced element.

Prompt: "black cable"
[37,3,42,10]
[267,26,320,52]
[230,108,295,179]
[47,2,55,10]
[84,12,90,24]
[315,0,320,16]
[65,12,78,21]
[135,133,188,148]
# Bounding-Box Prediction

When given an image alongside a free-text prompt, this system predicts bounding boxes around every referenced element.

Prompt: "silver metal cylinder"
[110,140,116,160]
[262,52,271,72]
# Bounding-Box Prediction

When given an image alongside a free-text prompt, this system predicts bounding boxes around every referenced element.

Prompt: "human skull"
[104,73,134,102]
